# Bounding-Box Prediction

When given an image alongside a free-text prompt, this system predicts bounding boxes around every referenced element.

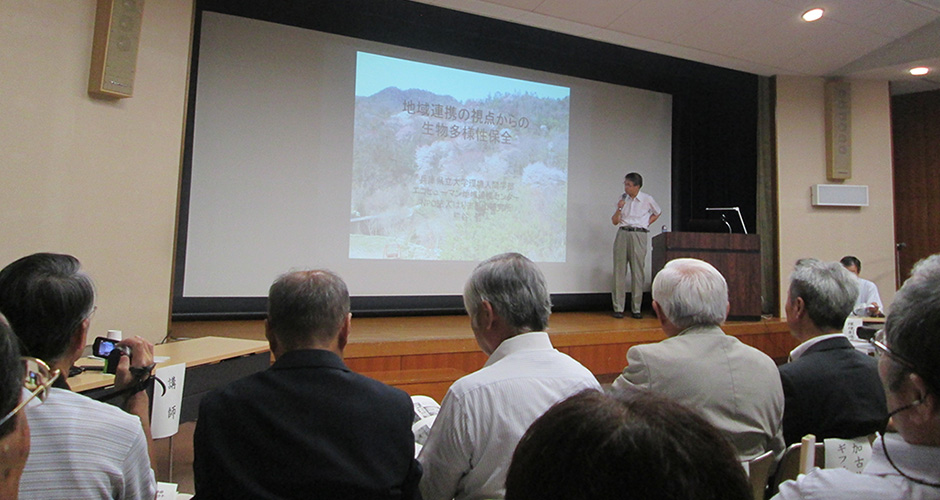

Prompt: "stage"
[170,312,795,401]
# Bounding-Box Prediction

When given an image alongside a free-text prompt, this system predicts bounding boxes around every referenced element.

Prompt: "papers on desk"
[412,395,441,458]
[151,363,186,439]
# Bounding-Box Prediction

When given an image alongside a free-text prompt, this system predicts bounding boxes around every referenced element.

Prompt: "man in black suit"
[193,270,421,500]
[779,258,888,445]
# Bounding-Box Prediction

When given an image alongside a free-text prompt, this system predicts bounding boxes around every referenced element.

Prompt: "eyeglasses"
[869,329,920,373]
[0,357,61,428]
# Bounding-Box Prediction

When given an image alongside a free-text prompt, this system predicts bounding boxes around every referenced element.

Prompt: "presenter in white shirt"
[841,255,884,317]
[611,172,661,319]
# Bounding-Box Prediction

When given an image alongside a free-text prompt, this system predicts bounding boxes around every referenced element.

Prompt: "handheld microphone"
[621,193,628,201]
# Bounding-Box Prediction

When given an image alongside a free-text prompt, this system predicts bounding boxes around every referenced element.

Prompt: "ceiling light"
[802,8,824,22]
[909,67,930,76]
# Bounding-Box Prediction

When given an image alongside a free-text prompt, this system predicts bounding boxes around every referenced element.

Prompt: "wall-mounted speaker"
[825,80,852,180]
[88,0,145,98]
[811,184,869,207]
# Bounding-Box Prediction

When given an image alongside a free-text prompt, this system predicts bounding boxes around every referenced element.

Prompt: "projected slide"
[350,52,570,262]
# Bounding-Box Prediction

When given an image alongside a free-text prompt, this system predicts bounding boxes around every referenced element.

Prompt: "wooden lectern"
[651,232,761,319]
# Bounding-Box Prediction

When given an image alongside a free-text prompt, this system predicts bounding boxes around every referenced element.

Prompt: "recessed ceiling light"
[910,67,930,76]
[802,8,824,22]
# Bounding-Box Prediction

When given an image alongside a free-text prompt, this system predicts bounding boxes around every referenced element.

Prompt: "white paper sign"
[151,362,186,439]
[843,317,864,340]
[824,436,873,473]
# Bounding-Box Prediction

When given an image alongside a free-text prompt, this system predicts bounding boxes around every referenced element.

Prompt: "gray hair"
[463,253,551,334]
[0,253,96,363]
[884,254,940,395]
[788,258,858,331]
[652,258,727,329]
[267,270,350,349]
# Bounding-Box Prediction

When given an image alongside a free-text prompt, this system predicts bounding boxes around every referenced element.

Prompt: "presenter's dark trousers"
[612,228,647,315]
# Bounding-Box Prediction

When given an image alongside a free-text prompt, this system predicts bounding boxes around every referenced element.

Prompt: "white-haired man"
[774,254,940,499]
[611,258,785,460]
[419,253,600,500]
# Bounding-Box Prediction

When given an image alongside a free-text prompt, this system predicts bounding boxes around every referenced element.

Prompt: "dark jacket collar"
[271,348,350,372]
[802,335,854,356]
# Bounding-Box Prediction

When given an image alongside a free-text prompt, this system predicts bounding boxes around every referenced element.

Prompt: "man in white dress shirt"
[611,172,661,319]
[418,252,601,500]
[841,255,883,317]
[774,254,940,500]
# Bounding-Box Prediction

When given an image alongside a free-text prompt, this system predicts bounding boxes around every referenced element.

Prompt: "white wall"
[776,76,896,315]
[0,1,193,343]
[0,6,900,342]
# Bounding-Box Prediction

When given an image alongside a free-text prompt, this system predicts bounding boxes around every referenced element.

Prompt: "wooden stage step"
[170,312,795,401]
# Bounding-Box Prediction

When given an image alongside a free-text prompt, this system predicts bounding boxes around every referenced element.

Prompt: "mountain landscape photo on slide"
[350,53,570,262]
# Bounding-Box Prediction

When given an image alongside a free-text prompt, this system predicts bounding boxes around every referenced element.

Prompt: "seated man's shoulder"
[457,349,593,387]
[636,328,731,358]
[775,467,902,500]
[22,388,153,495]
[353,371,414,405]
[784,341,877,375]
[32,387,144,433]
[206,363,411,409]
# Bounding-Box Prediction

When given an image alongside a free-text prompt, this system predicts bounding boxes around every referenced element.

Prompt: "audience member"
[0,316,29,500]
[841,256,884,317]
[193,269,421,499]
[611,257,785,460]
[505,389,752,500]
[418,252,600,500]
[774,254,940,499]
[779,258,887,445]
[0,253,156,499]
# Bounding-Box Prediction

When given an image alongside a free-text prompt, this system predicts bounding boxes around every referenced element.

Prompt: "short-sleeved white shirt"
[618,191,661,229]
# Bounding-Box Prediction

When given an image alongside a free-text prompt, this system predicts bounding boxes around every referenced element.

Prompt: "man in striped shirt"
[0,253,156,499]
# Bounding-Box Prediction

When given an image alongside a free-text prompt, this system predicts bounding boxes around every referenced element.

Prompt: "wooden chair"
[769,435,824,495]
[743,450,775,500]
[769,434,878,497]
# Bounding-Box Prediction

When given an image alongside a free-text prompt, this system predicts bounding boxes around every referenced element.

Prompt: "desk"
[74,337,270,422]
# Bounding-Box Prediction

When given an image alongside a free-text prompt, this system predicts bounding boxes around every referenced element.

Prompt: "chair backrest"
[743,450,775,500]
[770,441,824,494]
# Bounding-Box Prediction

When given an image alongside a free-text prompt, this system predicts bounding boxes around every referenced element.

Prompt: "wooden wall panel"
[170,314,793,396]
[401,352,487,373]
[892,90,940,283]
[565,343,635,375]
[345,356,401,373]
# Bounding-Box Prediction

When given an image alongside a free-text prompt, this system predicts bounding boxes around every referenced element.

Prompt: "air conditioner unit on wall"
[811,184,869,207]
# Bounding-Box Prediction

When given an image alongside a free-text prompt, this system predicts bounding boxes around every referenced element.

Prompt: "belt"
[620,227,649,232]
